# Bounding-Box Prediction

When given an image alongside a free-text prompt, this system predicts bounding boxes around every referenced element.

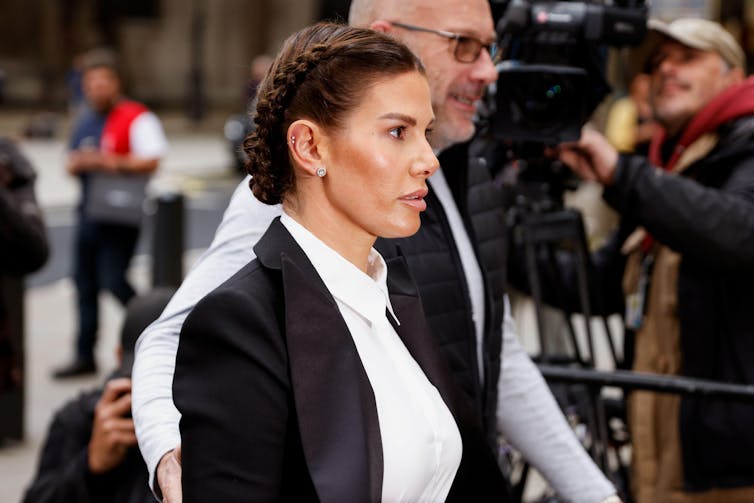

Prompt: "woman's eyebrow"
[379,112,417,126]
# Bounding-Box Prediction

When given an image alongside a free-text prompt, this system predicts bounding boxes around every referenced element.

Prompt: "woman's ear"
[287,120,325,177]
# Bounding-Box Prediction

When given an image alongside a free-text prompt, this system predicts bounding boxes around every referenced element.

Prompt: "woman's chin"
[378,219,421,240]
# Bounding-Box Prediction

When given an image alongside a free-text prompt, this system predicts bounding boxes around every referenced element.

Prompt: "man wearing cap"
[556,17,754,503]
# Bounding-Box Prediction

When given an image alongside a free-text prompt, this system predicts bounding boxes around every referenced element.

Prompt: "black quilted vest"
[377,140,508,447]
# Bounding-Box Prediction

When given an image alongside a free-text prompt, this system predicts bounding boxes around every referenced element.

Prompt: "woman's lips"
[399,189,429,211]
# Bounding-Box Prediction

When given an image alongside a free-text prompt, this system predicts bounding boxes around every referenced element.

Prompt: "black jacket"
[23,389,152,503]
[174,218,510,502]
[0,137,48,275]
[605,116,754,490]
[0,137,48,395]
[524,116,754,490]
[376,141,508,448]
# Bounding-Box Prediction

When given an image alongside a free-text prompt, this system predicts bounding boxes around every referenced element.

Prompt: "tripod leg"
[523,227,551,362]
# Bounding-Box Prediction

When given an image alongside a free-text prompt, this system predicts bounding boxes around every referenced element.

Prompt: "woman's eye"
[389,126,406,139]
[425,128,434,142]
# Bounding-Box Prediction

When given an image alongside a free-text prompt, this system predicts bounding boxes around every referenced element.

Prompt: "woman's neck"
[282,201,375,273]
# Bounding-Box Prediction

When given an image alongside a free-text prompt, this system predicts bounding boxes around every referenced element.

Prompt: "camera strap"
[625,252,654,331]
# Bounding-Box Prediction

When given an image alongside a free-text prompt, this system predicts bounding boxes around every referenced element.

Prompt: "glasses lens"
[455,37,482,63]
[489,43,501,64]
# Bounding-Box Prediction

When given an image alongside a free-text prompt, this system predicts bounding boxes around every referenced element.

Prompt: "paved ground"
[0,110,241,501]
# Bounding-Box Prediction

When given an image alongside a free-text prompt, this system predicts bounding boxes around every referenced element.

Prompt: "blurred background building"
[1,1,754,501]
[0,0,751,124]
[0,0,350,119]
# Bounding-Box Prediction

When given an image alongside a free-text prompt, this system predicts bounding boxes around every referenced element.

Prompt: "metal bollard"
[152,192,185,288]
[0,276,24,443]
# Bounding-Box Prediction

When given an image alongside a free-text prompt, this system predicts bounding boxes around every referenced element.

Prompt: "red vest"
[100,100,148,155]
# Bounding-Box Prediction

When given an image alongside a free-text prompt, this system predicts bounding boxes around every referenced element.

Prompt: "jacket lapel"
[386,255,512,501]
[255,219,383,502]
[385,255,473,425]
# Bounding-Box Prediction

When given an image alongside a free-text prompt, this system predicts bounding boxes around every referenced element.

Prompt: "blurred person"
[174,22,510,501]
[555,18,754,503]
[24,288,175,503]
[134,1,621,502]
[52,48,168,379]
[604,73,658,155]
[226,54,274,174]
[244,53,273,108]
[0,137,48,395]
[65,52,87,119]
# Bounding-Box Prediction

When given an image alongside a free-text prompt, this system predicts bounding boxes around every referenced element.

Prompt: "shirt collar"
[280,212,400,327]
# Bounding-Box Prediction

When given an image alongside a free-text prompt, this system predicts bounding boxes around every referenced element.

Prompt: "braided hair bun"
[244,22,424,205]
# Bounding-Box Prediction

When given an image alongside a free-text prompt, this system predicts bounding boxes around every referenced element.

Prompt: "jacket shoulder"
[199,259,275,305]
[182,258,284,350]
[711,115,754,159]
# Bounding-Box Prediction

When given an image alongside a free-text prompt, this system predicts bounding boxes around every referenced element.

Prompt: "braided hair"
[244,22,425,204]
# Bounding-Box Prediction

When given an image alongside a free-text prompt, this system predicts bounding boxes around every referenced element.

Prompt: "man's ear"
[287,120,326,177]
[730,66,746,85]
[370,20,392,34]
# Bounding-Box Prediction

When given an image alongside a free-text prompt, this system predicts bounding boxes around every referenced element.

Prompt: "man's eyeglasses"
[390,21,499,64]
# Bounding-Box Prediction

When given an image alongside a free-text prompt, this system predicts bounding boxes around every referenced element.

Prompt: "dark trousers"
[73,219,139,361]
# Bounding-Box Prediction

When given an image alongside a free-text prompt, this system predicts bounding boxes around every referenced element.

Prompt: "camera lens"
[515,79,571,132]
[494,65,587,143]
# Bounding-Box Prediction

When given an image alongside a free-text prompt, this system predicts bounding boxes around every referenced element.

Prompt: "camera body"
[491,0,648,144]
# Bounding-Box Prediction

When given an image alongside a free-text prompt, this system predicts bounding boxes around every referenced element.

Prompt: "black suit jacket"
[174,218,509,502]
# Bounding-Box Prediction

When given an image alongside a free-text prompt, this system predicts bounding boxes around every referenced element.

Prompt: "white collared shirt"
[281,212,462,502]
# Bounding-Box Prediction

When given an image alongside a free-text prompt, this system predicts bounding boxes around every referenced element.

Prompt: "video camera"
[490,0,648,145]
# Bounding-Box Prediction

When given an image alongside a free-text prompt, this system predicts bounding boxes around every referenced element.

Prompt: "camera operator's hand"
[88,378,138,474]
[557,128,619,186]
[157,445,183,503]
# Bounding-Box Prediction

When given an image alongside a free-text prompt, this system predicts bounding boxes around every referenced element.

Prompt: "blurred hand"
[67,150,103,175]
[157,445,183,503]
[557,128,619,185]
[88,378,137,474]
[99,154,121,173]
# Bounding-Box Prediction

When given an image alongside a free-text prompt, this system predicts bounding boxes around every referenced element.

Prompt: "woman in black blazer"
[173,22,510,502]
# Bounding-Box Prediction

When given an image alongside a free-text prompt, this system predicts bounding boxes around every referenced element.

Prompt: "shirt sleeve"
[496,295,616,503]
[129,111,169,159]
[131,176,282,495]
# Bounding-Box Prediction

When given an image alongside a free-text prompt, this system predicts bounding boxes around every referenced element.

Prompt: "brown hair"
[243,22,425,204]
[80,47,121,77]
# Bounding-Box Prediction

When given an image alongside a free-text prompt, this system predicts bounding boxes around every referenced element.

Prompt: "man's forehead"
[657,39,699,53]
[647,39,714,68]
[83,67,120,81]
[405,0,495,36]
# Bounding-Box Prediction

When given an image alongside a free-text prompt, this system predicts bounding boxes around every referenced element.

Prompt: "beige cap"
[632,18,746,74]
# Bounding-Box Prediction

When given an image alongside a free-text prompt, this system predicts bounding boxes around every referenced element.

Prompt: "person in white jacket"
[132,0,620,502]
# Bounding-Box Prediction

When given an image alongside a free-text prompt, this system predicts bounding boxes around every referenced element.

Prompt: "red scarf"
[648,76,754,171]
